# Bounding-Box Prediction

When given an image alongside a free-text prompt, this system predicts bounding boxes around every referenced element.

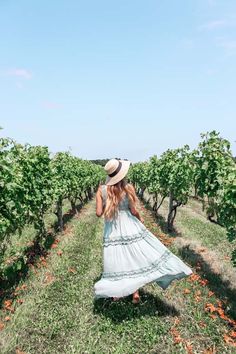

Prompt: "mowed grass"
[143,191,235,263]
[1,198,236,353]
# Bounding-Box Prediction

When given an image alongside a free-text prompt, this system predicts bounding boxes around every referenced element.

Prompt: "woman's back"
[101,184,130,212]
[94,158,193,302]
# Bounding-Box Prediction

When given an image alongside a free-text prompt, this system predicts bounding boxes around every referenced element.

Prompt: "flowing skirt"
[94,209,193,299]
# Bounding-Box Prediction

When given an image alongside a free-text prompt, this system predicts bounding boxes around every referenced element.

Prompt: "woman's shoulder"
[98,183,106,188]
[97,184,107,199]
[96,184,105,195]
[100,184,107,191]
[126,182,135,191]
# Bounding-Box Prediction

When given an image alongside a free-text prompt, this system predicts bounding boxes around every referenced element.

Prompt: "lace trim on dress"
[101,249,172,280]
[103,228,149,247]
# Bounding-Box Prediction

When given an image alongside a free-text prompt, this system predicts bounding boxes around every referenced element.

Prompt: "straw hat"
[104,158,131,185]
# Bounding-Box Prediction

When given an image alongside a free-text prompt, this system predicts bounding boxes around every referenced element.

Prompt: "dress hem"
[94,269,193,299]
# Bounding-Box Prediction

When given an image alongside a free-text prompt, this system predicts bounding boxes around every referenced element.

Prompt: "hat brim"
[105,160,131,186]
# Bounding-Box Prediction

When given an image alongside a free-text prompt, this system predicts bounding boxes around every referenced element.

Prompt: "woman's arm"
[96,185,104,217]
[128,184,144,223]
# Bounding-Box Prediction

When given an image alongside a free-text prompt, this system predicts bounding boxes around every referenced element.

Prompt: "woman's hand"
[129,202,145,223]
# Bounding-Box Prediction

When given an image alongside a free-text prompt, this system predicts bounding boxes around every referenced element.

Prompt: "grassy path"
[0,198,236,353]
[143,191,235,262]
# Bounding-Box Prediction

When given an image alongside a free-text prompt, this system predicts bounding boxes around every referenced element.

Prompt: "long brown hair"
[103,178,137,220]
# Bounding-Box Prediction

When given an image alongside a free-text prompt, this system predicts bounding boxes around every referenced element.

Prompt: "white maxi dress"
[94,184,193,299]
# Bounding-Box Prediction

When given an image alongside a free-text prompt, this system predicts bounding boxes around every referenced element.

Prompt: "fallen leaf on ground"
[208,291,214,297]
[230,331,236,338]
[4,299,12,308]
[15,348,27,354]
[200,279,209,286]
[16,299,24,304]
[68,267,76,273]
[223,334,236,346]
[185,341,193,354]
[43,272,55,285]
[199,321,207,328]
[205,303,217,313]
[209,314,217,320]
[203,348,216,354]
[189,274,201,282]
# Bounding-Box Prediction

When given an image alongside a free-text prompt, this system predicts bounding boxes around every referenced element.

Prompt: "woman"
[94,158,193,304]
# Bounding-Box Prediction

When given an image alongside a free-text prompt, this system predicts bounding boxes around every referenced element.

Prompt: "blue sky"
[0,0,236,162]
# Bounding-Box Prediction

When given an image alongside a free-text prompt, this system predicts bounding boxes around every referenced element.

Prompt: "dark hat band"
[108,160,122,177]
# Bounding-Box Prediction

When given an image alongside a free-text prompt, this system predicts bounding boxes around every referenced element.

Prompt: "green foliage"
[89,158,110,167]
[217,163,236,263]
[157,145,194,206]
[147,155,163,195]
[129,131,236,266]
[0,138,105,276]
[127,161,150,193]
[0,138,54,241]
[193,131,236,264]
[0,138,26,240]
[20,144,53,232]
[129,146,194,230]
[194,130,234,205]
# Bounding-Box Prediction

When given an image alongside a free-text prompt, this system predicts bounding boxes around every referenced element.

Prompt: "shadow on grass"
[93,281,179,323]
[178,244,236,321]
[139,193,236,323]
[140,195,180,238]
[0,199,89,308]
[51,202,84,233]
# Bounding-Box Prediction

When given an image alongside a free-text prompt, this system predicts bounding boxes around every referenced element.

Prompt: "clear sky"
[0,0,236,162]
